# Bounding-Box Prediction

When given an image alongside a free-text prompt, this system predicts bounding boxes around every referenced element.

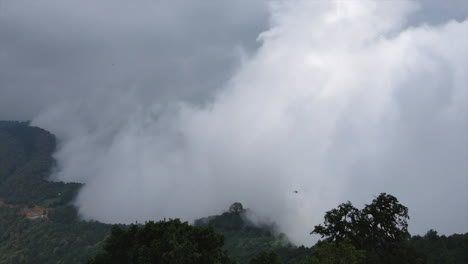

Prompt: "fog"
[1,0,467,244]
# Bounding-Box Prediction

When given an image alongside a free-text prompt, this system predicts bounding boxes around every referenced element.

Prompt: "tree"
[229,202,244,214]
[409,230,466,264]
[301,240,365,264]
[311,201,361,245]
[311,193,414,264]
[88,219,234,264]
[360,193,410,252]
[249,250,281,264]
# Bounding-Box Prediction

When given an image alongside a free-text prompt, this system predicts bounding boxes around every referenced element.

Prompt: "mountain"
[0,121,111,264]
[0,121,293,264]
[0,121,466,264]
[193,204,302,263]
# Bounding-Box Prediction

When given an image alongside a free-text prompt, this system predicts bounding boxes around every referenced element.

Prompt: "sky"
[1,0,467,244]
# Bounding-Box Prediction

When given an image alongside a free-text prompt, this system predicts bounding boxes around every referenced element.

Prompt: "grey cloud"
[0,0,269,120]
[409,0,467,25]
[1,0,467,245]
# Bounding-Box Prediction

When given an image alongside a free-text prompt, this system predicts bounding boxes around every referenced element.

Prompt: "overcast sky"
[1,0,467,244]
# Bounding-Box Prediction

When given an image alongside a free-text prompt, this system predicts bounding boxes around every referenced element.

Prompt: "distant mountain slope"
[0,121,466,264]
[0,121,111,264]
[0,121,80,206]
[194,204,309,264]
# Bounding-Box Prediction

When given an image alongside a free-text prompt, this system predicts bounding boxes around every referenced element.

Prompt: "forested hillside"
[194,203,300,263]
[0,121,111,264]
[0,121,80,206]
[0,121,467,264]
[409,231,468,264]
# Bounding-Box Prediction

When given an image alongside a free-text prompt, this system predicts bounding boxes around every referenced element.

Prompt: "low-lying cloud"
[2,0,467,244]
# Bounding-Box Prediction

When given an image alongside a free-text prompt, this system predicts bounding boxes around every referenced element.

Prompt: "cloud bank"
[0,0,268,119]
[2,0,467,244]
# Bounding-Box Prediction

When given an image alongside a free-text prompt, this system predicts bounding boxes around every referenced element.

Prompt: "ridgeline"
[0,121,466,264]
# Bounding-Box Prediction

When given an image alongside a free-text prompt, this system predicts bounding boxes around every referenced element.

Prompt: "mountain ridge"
[0,121,466,264]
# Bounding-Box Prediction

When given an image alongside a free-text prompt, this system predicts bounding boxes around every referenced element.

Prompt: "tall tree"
[311,201,361,245]
[360,193,409,254]
[312,193,416,264]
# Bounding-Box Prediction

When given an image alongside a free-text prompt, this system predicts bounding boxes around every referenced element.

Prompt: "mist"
[1,0,467,245]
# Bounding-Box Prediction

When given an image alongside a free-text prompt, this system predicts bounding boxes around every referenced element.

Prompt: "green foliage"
[49,205,80,224]
[0,121,81,206]
[229,202,245,214]
[409,230,468,264]
[311,201,361,244]
[361,193,410,246]
[300,240,365,264]
[312,193,416,264]
[195,207,294,264]
[88,219,234,264]
[202,211,246,231]
[275,245,315,264]
[0,210,111,264]
[0,206,19,236]
[0,121,111,264]
[249,250,281,264]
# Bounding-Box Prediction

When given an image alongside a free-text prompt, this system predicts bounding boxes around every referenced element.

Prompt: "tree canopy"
[301,239,365,264]
[249,250,281,264]
[88,219,234,264]
[311,193,423,264]
[229,203,245,214]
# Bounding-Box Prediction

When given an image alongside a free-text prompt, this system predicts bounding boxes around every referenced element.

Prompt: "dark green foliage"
[0,121,81,206]
[88,219,234,264]
[312,193,418,264]
[205,211,246,231]
[312,201,361,244]
[409,230,468,264]
[361,193,410,248]
[0,121,111,264]
[0,210,111,264]
[229,202,245,214]
[195,207,294,264]
[0,206,19,237]
[275,245,314,264]
[312,194,410,248]
[301,240,365,264]
[49,205,80,224]
[249,250,281,264]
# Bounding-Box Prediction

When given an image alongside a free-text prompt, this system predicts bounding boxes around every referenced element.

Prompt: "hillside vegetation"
[0,121,111,264]
[0,121,467,264]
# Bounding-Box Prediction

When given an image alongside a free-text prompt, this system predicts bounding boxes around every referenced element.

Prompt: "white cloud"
[31,0,468,245]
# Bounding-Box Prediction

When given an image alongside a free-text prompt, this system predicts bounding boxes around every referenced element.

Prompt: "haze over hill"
[1,0,467,244]
[2,122,467,263]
